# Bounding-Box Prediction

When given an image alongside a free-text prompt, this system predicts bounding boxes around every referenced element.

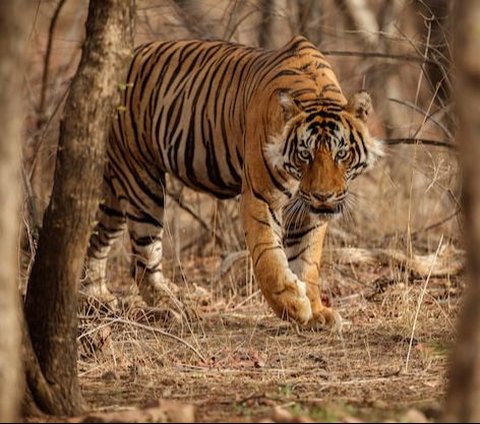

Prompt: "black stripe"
[133,235,162,247]
[126,212,163,227]
[107,152,164,214]
[284,223,321,241]
[133,258,162,272]
[287,243,311,262]
[260,129,292,198]
[254,245,283,268]
[99,203,124,219]
[162,41,199,95]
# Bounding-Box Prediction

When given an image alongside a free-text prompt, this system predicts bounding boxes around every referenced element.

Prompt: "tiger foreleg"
[241,192,313,325]
[285,222,342,331]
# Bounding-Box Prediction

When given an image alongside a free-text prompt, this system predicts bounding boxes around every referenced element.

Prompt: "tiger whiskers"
[339,192,357,225]
[283,198,299,232]
[283,196,308,233]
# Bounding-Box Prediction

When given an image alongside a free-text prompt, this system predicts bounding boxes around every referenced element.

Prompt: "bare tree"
[443,1,480,421]
[0,1,33,421]
[23,0,134,416]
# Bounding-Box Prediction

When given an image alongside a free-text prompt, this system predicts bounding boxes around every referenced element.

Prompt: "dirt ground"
[73,249,462,423]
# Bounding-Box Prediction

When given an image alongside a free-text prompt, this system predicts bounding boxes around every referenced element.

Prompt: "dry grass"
[73,250,462,422]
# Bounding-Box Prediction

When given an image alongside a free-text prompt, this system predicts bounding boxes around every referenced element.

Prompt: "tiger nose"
[311,191,347,203]
[311,192,335,202]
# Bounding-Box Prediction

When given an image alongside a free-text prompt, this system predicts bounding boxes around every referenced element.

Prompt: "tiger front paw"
[308,306,343,332]
[270,278,313,325]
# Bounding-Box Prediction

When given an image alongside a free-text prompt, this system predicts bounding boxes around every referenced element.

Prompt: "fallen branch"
[332,244,465,278]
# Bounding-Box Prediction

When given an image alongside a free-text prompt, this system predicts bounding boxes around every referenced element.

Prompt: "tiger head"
[265,90,383,221]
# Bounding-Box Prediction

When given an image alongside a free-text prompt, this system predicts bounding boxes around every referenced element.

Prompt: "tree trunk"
[416,0,452,108]
[0,1,33,421]
[258,0,293,49]
[297,0,323,45]
[24,0,134,416]
[442,1,480,422]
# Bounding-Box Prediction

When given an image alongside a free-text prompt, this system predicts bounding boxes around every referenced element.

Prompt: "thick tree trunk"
[0,1,32,421]
[443,1,480,422]
[24,0,134,416]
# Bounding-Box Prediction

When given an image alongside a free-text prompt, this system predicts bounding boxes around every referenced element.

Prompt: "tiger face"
[266,90,383,222]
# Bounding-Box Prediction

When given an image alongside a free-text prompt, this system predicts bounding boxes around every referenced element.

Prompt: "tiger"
[83,35,383,328]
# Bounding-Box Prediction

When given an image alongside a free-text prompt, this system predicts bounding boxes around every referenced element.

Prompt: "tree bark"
[24,0,134,416]
[442,1,480,422]
[0,1,32,421]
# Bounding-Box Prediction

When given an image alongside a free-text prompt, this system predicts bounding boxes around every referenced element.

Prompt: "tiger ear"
[346,90,372,123]
[277,90,302,121]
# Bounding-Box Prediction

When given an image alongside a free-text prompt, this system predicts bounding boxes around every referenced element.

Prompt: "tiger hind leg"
[83,179,126,303]
[125,184,179,307]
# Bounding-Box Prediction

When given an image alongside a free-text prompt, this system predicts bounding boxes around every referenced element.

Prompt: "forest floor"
[65,245,463,423]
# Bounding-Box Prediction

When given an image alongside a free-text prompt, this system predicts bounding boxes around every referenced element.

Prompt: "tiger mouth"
[309,204,341,215]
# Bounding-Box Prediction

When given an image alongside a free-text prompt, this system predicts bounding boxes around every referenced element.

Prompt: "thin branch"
[105,317,207,364]
[167,0,208,38]
[38,0,67,121]
[388,97,453,139]
[385,138,456,150]
[412,208,461,236]
[28,84,71,181]
[21,165,41,239]
[321,50,439,67]
[166,187,228,249]
[27,1,41,42]
[224,7,258,42]
[336,0,380,49]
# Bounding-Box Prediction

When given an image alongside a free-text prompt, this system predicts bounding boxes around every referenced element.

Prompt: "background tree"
[443,1,480,421]
[23,0,134,416]
[0,1,33,421]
